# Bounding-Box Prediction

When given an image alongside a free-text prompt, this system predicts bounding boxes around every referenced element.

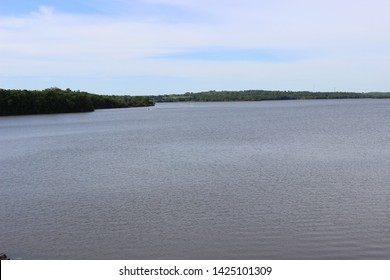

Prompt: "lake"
[1,99,389,259]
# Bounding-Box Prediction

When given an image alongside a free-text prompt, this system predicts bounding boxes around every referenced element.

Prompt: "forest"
[152,90,390,102]
[0,88,154,116]
[2,88,389,116]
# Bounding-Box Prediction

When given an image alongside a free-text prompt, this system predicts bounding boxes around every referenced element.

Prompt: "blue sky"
[1,0,390,94]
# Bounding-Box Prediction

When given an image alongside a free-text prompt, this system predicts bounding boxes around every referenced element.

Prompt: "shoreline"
[0,253,10,260]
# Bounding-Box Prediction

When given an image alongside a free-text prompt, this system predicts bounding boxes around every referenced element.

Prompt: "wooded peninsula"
[0,88,154,116]
[1,88,390,116]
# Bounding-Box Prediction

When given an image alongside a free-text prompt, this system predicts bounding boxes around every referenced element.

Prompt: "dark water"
[1,99,389,259]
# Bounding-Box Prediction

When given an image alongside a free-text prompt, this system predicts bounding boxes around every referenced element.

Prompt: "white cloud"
[32,6,56,17]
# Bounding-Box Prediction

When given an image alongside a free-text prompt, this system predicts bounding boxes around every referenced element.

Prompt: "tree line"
[152,90,390,102]
[0,88,154,116]
[2,88,389,116]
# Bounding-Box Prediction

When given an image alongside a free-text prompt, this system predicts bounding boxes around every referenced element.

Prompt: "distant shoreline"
[151,90,390,103]
[2,88,389,116]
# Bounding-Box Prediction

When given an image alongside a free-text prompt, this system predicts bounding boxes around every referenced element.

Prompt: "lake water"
[1,99,389,259]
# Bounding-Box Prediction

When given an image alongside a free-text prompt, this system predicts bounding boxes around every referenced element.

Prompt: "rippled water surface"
[1,99,389,259]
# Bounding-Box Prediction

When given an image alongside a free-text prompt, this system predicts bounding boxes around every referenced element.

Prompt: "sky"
[0,0,389,95]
